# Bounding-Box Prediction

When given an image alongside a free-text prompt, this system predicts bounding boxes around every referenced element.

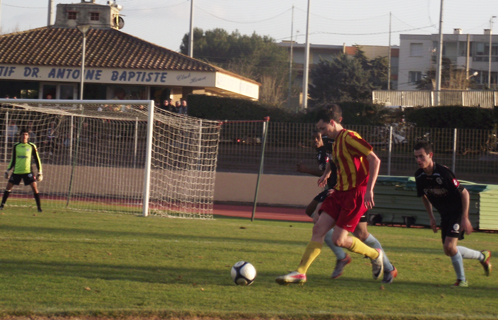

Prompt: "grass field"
[0,206,497,320]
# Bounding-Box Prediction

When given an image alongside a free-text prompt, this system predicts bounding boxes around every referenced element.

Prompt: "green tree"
[309,53,373,103]
[309,46,388,105]
[180,28,290,106]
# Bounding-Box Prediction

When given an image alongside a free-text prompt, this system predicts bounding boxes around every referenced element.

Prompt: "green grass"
[0,207,497,320]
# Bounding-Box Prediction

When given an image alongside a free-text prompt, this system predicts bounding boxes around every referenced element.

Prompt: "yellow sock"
[348,237,379,260]
[296,241,322,274]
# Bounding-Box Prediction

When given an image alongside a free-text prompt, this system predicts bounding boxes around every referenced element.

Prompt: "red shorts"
[318,186,367,232]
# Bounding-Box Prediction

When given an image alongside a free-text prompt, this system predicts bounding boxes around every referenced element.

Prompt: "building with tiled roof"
[0,0,259,103]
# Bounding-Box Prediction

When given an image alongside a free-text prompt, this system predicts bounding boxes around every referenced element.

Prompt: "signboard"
[0,64,259,100]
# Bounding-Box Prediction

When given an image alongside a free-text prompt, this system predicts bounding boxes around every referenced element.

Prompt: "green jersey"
[8,142,42,174]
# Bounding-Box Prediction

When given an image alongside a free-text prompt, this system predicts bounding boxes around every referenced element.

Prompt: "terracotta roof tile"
[0,26,218,72]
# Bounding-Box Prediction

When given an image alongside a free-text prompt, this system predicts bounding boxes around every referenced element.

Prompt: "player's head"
[312,131,324,149]
[414,141,433,170]
[315,104,343,138]
[19,128,29,143]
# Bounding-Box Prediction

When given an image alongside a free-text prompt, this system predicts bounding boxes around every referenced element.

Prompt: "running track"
[213,203,310,222]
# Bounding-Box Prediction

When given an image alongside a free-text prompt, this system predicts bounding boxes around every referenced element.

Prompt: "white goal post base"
[0,99,221,219]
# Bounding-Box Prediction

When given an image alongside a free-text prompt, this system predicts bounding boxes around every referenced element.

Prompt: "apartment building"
[399,29,498,90]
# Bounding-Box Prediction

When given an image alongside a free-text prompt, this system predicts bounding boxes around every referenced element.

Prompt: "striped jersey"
[332,129,373,191]
[8,142,42,175]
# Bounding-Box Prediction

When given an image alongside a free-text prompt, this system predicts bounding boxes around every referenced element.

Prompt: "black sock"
[34,193,41,210]
[2,190,11,205]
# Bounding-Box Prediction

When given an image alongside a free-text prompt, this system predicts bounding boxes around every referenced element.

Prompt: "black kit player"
[414,141,491,287]
[1,128,43,212]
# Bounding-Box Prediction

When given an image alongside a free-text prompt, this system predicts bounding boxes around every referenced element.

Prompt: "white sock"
[324,228,347,260]
[457,246,483,260]
[364,234,394,272]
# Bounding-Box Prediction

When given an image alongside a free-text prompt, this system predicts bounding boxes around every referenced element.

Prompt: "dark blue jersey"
[318,138,337,189]
[415,162,464,216]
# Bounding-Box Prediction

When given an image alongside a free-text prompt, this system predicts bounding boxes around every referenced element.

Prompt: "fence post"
[452,128,457,173]
[388,126,392,176]
[4,111,8,163]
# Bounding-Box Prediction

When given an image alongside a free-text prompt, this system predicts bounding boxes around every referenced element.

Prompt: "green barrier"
[369,176,498,230]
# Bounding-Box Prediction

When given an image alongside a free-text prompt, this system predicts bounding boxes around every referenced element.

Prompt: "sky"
[1,0,497,52]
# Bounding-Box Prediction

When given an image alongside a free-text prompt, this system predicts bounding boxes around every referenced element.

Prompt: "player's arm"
[5,145,16,178]
[297,161,323,177]
[460,188,472,235]
[31,144,43,181]
[364,151,380,209]
[422,195,438,233]
[318,161,331,187]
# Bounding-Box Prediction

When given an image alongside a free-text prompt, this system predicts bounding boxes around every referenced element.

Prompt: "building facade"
[0,0,259,104]
[398,29,498,91]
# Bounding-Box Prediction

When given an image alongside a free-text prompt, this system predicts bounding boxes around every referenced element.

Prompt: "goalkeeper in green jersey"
[1,128,43,212]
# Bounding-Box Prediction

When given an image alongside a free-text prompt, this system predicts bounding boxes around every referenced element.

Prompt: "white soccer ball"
[231,261,256,286]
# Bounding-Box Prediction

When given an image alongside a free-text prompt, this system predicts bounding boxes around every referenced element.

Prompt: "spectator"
[6,120,18,143]
[161,100,172,112]
[179,99,188,115]
[44,122,57,155]
[27,125,37,145]
[173,101,181,113]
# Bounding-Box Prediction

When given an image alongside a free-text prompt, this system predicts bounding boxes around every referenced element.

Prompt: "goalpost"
[0,99,221,219]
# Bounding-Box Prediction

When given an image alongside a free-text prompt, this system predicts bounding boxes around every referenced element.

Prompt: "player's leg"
[441,214,467,287]
[305,198,320,217]
[354,221,397,283]
[310,198,350,279]
[444,237,467,287]
[312,201,348,259]
[0,181,15,209]
[457,246,492,276]
[28,179,42,213]
[275,212,336,285]
[332,188,384,280]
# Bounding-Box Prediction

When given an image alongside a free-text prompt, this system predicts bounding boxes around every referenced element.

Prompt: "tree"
[416,57,477,90]
[309,46,389,105]
[180,28,290,106]
[309,53,373,103]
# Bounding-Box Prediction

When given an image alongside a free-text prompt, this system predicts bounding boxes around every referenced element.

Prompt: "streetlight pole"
[77,25,91,100]
[435,0,444,105]
[488,16,496,89]
[288,5,294,111]
[188,0,194,57]
[302,0,311,110]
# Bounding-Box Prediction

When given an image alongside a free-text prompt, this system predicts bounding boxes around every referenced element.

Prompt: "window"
[410,43,423,57]
[476,42,485,55]
[409,71,422,83]
[90,12,99,21]
[68,11,77,20]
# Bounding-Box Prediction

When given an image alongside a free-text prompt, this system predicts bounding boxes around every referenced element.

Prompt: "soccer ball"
[231,261,256,286]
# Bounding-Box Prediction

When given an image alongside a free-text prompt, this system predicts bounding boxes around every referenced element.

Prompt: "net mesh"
[0,101,221,219]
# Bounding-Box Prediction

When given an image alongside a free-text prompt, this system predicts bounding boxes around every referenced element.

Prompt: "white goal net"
[0,99,221,219]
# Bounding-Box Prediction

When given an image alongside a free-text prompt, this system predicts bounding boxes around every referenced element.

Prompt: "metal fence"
[372,90,498,108]
[218,121,498,184]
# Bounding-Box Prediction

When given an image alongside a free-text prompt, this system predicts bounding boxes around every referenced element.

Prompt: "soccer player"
[299,130,397,283]
[414,141,491,287]
[1,128,43,212]
[276,104,385,284]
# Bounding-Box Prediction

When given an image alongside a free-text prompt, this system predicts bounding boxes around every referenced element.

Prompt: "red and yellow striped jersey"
[332,129,373,191]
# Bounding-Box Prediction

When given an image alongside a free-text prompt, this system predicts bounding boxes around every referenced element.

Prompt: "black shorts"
[440,213,464,244]
[313,190,367,221]
[9,173,36,186]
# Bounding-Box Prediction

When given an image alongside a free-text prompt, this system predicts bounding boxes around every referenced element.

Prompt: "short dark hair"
[315,104,342,123]
[414,141,432,154]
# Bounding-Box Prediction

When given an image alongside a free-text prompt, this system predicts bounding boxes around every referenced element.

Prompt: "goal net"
[0,99,221,219]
